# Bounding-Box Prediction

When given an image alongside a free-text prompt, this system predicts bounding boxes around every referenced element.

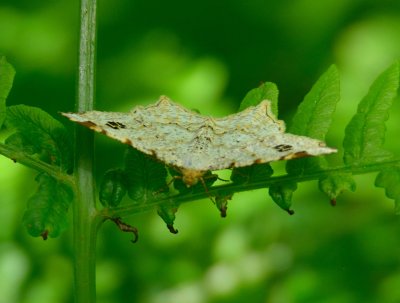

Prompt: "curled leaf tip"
[131,234,139,244]
[111,217,139,244]
[269,182,297,213]
[157,203,179,234]
[215,192,233,218]
[23,173,72,239]
[219,206,227,218]
[41,230,49,240]
[167,224,178,234]
[319,173,356,203]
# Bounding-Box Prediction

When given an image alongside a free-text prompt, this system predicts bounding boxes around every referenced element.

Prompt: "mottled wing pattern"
[61,96,336,172]
[61,97,210,168]
[175,100,336,171]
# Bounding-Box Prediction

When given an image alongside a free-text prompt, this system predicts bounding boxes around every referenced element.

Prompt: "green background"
[1,0,400,302]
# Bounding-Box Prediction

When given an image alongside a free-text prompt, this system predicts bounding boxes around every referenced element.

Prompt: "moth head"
[180,169,206,187]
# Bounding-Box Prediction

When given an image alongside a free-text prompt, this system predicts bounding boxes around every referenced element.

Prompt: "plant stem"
[74,0,98,302]
[105,158,400,218]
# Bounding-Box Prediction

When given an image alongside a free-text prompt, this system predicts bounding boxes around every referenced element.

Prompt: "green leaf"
[286,65,340,176]
[0,56,15,128]
[343,61,400,165]
[375,167,400,214]
[124,147,168,202]
[99,168,127,207]
[318,173,356,206]
[239,82,279,116]
[214,190,234,217]
[157,202,179,234]
[230,163,273,184]
[22,173,73,239]
[4,105,73,172]
[4,133,36,154]
[289,65,340,139]
[268,181,297,215]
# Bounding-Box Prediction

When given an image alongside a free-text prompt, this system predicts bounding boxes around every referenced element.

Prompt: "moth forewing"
[61,96,337,188]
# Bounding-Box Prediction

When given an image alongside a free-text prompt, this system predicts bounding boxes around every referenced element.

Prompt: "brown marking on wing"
[293,151,311,158]
[280,151,310,160]
[74,120,108,135]
[79,120,98,128]
[123,138,133,145]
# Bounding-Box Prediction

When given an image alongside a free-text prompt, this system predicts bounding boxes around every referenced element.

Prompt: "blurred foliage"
[1,0,400,303]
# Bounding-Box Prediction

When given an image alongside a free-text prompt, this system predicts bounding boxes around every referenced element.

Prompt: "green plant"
[0,1,399,302]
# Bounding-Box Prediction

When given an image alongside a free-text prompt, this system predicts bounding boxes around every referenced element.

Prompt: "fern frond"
[268,182,297,214]
[124,147,168,202]
[99,168,127,207]
[287,65,340,176]
[375,167,400,214]
[238,82,279,116]
[23,173,73,239]
[318,173,356,205]
[343,61,399,165]
[267,65,340,211]
[4,105,73,172]
[0,56,15,128]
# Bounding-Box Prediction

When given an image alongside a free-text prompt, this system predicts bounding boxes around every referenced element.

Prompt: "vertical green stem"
[74,0,98,302]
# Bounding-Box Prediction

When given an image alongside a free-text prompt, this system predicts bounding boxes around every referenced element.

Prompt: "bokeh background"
[1,0,400,302]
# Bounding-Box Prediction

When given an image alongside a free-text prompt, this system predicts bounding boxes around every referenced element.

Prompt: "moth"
[62,96,336,186]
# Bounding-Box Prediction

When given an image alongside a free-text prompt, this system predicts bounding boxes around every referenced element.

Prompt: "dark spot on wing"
[106,121,126,129]
[274,144,293,152]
